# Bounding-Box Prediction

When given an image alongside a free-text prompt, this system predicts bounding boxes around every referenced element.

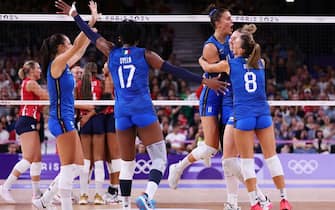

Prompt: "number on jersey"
[118,64,136,88]
[244,71,257,92]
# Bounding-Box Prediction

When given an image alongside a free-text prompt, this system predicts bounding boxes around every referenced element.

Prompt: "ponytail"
[18,68,25,80]
[40,37,51,78]
[206,3,229,29]
[80,67,93,100]
[247,43,261,69]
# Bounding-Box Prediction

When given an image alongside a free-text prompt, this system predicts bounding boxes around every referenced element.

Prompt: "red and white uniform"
[77,77,103,116]
[19,78,41,121]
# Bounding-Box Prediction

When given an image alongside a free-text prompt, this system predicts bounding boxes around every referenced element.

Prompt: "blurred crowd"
[0,0,334,155]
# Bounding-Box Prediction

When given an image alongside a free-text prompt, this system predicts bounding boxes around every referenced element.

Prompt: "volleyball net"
[0,14,334,155]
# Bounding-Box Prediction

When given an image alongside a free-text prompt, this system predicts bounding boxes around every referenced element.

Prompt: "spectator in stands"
[313,129,330,154]
[0,123,9,144]
[165,123,187,154]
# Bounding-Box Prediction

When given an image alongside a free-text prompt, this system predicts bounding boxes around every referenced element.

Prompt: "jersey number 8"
[118,64,136,88]
[244,72,257,93]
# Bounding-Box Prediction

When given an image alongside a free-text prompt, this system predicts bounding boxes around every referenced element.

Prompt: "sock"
[41,175,60,205]
[248,191,258,206]
[280,188,287,200]
[3,174,17,190]
[145,181,158,200]
[178,157,191,171]
[59,189,73,210]
[94,160,105,195]
[31,181,41,197]
[227,193,238,207]
[256,185,266,201]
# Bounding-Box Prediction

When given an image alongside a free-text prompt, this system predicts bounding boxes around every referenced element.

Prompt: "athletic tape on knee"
[58,165,75,190]
[265,155,284,177]
[14,159,31,173]
[94,160,105,182]
[192,144,217,161]
[146,140,167,174]
[119,160,135,180]
[111,159,121,173]
[223,158,244,182]
[30,162,42,177]
[240,158,256,180]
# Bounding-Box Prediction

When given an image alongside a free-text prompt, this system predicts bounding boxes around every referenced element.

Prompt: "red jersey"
[91,77,102,100]
[19,78,41,121]
[77,77,103,116]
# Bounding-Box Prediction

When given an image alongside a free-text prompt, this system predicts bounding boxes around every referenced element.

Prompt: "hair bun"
[242,24,257,34]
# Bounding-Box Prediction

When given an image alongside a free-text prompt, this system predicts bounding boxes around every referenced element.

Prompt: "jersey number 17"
[118,64,136,88]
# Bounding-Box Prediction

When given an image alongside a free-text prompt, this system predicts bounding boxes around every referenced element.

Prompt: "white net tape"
[1,100,335,106]
[0,14,335,23]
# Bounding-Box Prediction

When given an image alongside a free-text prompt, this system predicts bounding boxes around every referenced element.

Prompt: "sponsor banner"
[0,154,334,180]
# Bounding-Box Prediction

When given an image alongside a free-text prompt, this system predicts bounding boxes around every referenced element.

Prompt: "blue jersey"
[47,63,75,121]
[199,35,233,118]
[108,47,155,118]
[229,57,270,120]
[47,63,76,136]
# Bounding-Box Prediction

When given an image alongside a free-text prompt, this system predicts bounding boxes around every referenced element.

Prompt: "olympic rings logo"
[287,159,318,175]
[134,159,152,174]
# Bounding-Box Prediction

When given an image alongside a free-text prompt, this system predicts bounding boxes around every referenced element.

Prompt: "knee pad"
[110,159,121,173]
[146,140,167,174]
[58,165,75,191]
[30,162,42,177]
[192,144,217,161]
[223,158,242,178]
[265,155,284,177]
[119,160,136,180]
[14,159,31,173]
[240,158,256,180]
[94,160,105,182]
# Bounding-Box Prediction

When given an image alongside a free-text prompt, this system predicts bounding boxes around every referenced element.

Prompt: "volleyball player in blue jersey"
[199,24,292,210]
[167,6,269,209]
[55,1,227,210]
[32,2,98,210]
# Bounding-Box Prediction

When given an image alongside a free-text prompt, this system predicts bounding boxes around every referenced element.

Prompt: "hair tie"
[209,8,217,17]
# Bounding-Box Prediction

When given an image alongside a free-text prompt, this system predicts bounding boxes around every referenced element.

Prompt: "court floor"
[1,179,334,210]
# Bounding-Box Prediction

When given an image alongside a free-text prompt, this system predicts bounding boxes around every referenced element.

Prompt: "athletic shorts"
[116,113,158,131]
[235,115,272,131]
[15,116,38,135]
[48,118,76,137]
[105,113,116,133]
[80,113,105,134]
[199,86,222,117]
[221,105,234,125]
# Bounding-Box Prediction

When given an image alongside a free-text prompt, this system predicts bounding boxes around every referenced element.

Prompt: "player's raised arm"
[55,0,114,57]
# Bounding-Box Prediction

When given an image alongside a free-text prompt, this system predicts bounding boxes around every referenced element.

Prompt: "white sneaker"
[259,196,273,210]
[0,185,15,203]
[103,192,121,204]
[168,163,183,189]
[78,193,89,205]
[94,193,105,205]
[32,198,57,210]
[224,202,241,210]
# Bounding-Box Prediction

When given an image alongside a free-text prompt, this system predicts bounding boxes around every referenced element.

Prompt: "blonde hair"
[239,24,261,69]
[18,60,37,80]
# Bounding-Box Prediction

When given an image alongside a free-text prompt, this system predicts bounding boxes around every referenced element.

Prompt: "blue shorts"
[221,105,234,125]
[48,118,76,137]
[105,113,116,133]
[116,113,158,131]
[199,86,222,117]
[80,113,105,134]
[15,116,38,135]
[235,115,272,131]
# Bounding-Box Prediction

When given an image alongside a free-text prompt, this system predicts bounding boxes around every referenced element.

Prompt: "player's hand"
[88,1,101,26]
[202,77,230,95]
[55,0,77,17]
